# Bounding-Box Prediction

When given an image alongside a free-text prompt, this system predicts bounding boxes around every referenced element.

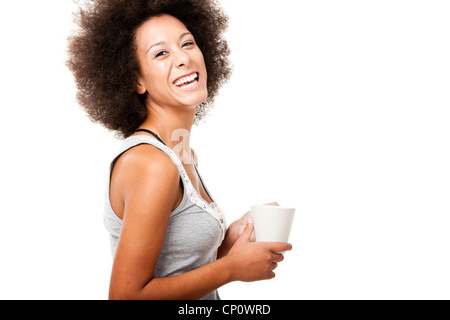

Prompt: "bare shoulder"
[110,143,181,218]
[116,143,179,179]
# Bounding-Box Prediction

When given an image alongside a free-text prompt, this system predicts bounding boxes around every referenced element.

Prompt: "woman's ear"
[136,78,147,94]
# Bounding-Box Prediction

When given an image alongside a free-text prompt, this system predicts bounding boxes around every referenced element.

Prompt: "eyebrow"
[146,32,193,53]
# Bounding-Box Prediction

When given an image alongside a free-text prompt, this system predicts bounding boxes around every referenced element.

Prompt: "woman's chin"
[176,94,208,110]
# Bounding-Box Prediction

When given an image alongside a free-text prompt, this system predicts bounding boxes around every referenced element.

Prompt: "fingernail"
[247,217,252,224]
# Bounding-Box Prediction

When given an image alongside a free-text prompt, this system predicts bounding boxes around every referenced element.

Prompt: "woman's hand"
[224,218,292,282]
[217,202,278,258]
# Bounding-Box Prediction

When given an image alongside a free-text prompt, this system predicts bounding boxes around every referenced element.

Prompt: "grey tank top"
[103,135,227,300]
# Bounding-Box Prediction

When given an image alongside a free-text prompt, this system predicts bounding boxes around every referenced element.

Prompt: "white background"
[0,0,449,299]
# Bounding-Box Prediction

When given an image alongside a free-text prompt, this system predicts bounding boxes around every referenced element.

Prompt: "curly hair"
[67,0,231,138]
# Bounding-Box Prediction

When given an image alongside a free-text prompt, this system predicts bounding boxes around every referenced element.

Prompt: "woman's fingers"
[267,242,292,254]
[237,218,254,243]
[272,253,285,263]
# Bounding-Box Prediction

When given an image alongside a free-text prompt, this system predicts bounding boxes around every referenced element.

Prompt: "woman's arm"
[108,145,182,299]
[112,218,290,300]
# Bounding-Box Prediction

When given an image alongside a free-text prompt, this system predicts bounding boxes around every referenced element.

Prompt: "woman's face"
[135,14,208,111]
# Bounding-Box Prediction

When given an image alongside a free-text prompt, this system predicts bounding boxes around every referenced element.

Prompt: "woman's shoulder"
[110,143,182,219]
[115,143,179,181]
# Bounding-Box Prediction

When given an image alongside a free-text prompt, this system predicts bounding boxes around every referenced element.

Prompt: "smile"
[174,72,199,89]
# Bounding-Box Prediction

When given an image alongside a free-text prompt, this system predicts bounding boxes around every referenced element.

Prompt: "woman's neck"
[137,103,196,163]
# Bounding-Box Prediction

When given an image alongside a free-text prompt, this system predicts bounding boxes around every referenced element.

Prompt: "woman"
[67,0,292,300]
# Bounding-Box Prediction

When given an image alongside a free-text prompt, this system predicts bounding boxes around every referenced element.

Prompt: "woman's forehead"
[136,14,190,45]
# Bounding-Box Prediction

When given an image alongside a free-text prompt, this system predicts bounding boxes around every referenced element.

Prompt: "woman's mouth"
[174,72,199,89]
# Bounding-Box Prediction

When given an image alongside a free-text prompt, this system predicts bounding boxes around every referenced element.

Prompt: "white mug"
[251,205,295,243]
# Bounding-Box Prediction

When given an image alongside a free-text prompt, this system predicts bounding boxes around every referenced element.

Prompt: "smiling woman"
[66,0,292,300]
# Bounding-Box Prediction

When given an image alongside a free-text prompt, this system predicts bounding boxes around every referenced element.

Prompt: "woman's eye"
[155,50,168,58]
[182,41,195,48]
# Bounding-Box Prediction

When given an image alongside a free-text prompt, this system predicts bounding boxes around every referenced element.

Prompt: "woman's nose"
[173,49,190,68]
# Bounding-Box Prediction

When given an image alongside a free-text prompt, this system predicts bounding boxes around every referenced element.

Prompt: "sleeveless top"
[103,135,227,300]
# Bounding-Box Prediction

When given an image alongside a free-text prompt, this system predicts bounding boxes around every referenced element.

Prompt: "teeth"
[178,80,198,89]
[175,73,198,86]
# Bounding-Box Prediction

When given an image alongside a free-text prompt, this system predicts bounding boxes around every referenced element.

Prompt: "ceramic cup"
[251,205,295,243]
